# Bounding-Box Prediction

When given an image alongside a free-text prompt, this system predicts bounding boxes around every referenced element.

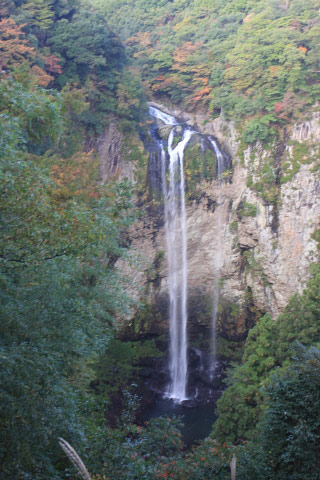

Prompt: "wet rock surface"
[134,344,227,445]
[137,345,227,412]
[115,104,320,338]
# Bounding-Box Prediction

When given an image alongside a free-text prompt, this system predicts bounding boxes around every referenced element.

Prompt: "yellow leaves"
[231,69,264,92]
[173,41,203,68]
[269,65,283,77]
[224,65,240,81]
[173,16,194,34]
[126,31,152,48]
[0,18,36,69]
[173,41,197,64]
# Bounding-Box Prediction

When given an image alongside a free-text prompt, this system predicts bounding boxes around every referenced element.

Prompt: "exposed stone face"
[110,105,320,339]
[98,122,135,182]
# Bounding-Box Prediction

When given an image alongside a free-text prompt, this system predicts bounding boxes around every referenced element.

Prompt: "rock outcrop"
[111,104,320,341]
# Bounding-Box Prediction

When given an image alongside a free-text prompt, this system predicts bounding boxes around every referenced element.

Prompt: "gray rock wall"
[110,105,320,339]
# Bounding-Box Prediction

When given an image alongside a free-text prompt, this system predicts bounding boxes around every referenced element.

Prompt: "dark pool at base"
[140,398,217,446]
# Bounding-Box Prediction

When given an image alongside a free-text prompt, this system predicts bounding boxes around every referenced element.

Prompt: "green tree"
[48,7,128,132]
[238,345,320,479]
[21,0,55,32]
[213,264,320,443]
[0,76,135,479]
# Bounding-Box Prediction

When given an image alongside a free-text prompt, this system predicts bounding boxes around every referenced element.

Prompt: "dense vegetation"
[0,77,136,480]
[87,272,320,480]
[213,264,320,442]
[0,0,145,137]
[1,0,320,479]
[0,1,140,477]
[99,0,320,142]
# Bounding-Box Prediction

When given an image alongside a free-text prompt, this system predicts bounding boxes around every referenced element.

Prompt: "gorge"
[3,0,320,478]
[114,101,320,352]
[105,100,320,443]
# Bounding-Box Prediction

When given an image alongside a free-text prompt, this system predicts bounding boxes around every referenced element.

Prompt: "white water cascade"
[165,128,192,401]
[208,139,225,378]
[149,106,178,126]
[150,106,192,401]
[149,105,231,400]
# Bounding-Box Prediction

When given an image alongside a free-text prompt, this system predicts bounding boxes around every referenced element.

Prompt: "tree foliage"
[0,17,36,69]
[2,0,320,478]
[1,0,146,134]
[0,2,146,476]
[237,345,320,479]
[100,0,320,141]
[213,264,320,443]
[0,69,135,478]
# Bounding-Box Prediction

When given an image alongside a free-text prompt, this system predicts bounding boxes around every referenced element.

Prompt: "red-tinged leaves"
[31,64,53,86]
[0,18,36,69]
[45,54,63,74]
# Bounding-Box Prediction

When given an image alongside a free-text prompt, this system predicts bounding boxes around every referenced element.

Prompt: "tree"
[0,17,35,70]
[238,346,320,479]
[21,0,55,32]
[0,76,135,479]
[213,264,320,443]
[48,7,133,132]
[48,8,125,86]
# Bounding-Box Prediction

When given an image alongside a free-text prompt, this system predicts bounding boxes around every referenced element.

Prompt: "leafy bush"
[243,116,277,144]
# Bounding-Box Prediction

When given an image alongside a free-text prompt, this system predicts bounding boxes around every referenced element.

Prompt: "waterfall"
[148,105,231,399]
[149,106,178,126]
[209,138,225,180]
[209,138,225,379]
[165,128,192,401]
[150,106,191,401]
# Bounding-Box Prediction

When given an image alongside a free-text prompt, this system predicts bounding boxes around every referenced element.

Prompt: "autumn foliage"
[105,0,320,139]
[0,18,35,69]
[0,17,63,85]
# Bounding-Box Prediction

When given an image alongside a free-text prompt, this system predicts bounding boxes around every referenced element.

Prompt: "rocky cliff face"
[110,104,320,342]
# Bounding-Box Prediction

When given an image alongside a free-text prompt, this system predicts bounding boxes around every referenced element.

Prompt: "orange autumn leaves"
[152,41,212,107]
[0,17,61,85]
[127,32,212,107]
[0,18,35,68]
[51,151,102,202]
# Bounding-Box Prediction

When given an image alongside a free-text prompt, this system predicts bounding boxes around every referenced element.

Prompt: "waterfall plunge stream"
[208,139,225,378]
[149,105,230,402]
[164,128,192,401]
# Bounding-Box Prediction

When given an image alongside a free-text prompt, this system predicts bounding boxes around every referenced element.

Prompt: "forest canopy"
[99,0,320,141]
[0,1,140,477]
[1,0,320,479]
